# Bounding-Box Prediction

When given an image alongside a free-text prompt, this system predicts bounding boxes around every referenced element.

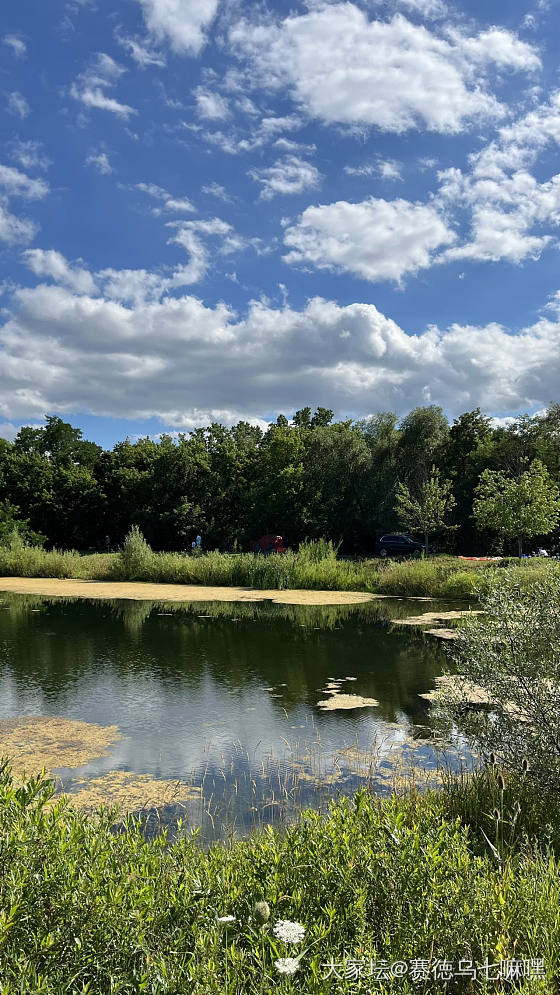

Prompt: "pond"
[0,593,468,842]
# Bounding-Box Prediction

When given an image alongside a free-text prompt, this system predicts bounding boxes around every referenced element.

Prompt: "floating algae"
[64,770,201,815]
[395,610,482,628]
[316,693,380,711]
[425,628,459,641]
[0,716,122,777]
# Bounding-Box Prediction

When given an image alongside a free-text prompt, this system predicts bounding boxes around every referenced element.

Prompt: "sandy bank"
[0,576,382,606]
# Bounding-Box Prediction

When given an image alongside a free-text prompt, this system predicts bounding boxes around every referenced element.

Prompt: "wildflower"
[217,916,236,925]
[522,757,529,773]
[273,920,306,944]
[275,957,300,976]
[489,752,496,766]
[254,901,270,925]
[497,773,505,792]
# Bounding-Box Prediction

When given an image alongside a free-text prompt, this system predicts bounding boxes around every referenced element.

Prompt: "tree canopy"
[2,405,560,554]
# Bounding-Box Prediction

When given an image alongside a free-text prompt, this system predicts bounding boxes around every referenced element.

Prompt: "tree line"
[1,404,560,555]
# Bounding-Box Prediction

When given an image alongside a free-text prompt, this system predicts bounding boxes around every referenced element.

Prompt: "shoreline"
[0,576,392,606]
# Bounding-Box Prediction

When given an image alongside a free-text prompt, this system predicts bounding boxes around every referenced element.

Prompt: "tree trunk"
[424,532,429,556]
[518,536,523,558]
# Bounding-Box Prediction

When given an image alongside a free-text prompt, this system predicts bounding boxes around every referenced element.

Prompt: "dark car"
[375,534,428,557]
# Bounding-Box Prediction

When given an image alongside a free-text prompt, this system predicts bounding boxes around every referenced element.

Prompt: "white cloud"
[345,157,403,180]
[86,151,113,174]
[117,35,166,68]
[137,0,220,55]
[71,53,136,118]
[23,249,98,295]
[433,92,560,265]
[7,92,30,119]
[194,87,229,120]
[70,84,136,118]
[394,0,447,17]
[2,283,560,423]
[0,205,37,245]
[136,182,196,214]
[283,196,455,283]
[8,140,50,172]
[3,34,27,57]
[0,165,49,200]
[250,156,320,199]
[229,6,539,134]
[201,182,233,203]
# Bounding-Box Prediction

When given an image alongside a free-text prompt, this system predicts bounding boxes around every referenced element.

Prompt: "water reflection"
[0,593,462,841]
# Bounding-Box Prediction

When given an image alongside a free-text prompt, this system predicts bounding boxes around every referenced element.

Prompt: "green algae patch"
[0,716,122,777]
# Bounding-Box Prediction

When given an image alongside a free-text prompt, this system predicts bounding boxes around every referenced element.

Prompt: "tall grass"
[0,534,556,599]
[0,765,558,992]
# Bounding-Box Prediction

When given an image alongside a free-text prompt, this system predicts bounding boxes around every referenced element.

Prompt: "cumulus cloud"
[23,249,98,295]
[229,5,539,134]
[136,0,219,55]
[71,53,136,118]
[433,92,560,265]
[250,155,320,199]
[7,92,30,119]
[283,196,455,283]
[0,164,49,200]
[1,282,559,424]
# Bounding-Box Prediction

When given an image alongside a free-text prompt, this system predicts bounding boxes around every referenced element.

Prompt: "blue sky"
[1,0,559,446]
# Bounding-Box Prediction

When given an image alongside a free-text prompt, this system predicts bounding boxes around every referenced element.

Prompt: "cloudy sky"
[1,0,559,445]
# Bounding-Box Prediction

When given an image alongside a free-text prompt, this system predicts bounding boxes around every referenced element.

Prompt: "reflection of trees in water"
[0,594,448,727]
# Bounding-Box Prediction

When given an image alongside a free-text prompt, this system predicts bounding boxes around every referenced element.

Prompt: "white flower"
[275,957,300,975]
[272,920,306,944]
[217,915,236,924]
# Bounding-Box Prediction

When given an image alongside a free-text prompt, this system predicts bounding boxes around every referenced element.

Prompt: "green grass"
[0,766,557,993]
[0,539,556,599]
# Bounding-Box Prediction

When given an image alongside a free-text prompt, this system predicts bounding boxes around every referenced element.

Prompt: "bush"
[436,566,560,792]
[0,766,559,992]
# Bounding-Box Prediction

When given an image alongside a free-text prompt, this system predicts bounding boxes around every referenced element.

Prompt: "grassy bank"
[0,539,555,599]
[0,766,557,993]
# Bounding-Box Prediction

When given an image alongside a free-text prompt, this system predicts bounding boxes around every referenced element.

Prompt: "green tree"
[395,465,456,554]
[0,500,44,547]
[473,459,560,556]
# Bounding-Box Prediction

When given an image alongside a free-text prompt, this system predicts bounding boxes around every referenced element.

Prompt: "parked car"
[375,534,430,557]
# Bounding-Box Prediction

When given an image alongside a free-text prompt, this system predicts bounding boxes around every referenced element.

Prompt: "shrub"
[436,566,560,791]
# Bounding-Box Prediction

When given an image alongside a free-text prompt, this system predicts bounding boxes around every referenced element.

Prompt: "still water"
[0,593,463,841]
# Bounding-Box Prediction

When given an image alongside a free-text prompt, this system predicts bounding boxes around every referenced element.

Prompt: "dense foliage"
[0,766,558,993]
[2,405,560,554]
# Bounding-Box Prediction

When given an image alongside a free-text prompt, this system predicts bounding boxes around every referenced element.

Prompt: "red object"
[250,534,287,553]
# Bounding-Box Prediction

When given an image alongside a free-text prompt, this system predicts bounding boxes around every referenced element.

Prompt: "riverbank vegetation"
[2,405,560,556]
[1,764,558,993]
[0,531,556,599]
